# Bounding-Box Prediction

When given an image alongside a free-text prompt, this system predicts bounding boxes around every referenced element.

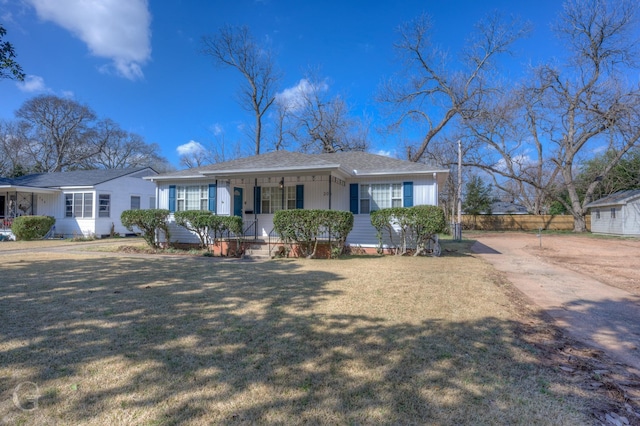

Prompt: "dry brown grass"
[0,240,608,425]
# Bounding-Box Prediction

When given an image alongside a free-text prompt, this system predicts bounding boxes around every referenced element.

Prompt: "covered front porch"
[166,170,349,245]
[0,185,60,240]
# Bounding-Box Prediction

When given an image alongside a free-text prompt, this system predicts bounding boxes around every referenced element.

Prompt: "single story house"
[0,168,157,239]
[586,189,640,237]
[146,150,449,250]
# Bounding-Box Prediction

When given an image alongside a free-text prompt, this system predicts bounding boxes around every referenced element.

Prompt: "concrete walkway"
[472,235,640,374]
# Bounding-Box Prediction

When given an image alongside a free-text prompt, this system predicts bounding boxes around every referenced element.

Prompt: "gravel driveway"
[472,232,640,374]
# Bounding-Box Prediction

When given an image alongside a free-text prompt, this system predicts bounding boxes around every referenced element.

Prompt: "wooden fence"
[461,214,591,231]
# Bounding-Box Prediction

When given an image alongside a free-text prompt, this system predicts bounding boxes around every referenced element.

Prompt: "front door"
[233,187,243,217]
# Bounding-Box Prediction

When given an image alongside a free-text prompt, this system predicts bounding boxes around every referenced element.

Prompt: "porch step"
[243,242,273,259]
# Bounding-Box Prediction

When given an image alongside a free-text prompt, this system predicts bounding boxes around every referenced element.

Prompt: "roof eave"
[201,164,341,177]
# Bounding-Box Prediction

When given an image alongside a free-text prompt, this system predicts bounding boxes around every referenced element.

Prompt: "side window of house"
[98,194,110,218]
[131,196,141,210]
[359,183,403,214]
[611,208,616,219]
[595,209,600,220]
[65,193,93,218]
[176,185,208,211]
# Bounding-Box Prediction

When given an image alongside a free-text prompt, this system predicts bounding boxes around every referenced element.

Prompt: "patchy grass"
[0,243,610,424]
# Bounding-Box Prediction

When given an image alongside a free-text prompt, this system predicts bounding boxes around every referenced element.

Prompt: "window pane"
[65,194,73,217]
[392,183,402,198]
[360,185,369,198]
[360,199,370,214]
[130,196,140,210]
[73,194,82,217]
[99,194,110,218]
[392,199,402,207]
[371,184,390,210]
[83,193,93,218]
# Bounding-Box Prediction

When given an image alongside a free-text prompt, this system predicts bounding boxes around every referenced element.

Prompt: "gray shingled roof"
[11,168,155,188]
[585,189,640,208]
[154,150,446,179]
[316,151,444,174]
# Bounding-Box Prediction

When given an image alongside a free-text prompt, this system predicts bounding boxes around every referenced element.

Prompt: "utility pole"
[456,140,462,240]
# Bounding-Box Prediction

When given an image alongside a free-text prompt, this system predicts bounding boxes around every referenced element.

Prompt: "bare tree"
[527,0,640,231]
[379,13,527,163]
[275,75,369,153]
[201,25,279,155]
[0,120,30,176]
[82,119,170,170]
[15,95,102,172]
[463,86,560,214]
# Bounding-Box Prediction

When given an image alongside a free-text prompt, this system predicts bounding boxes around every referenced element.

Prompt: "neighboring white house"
[0,168,157,238]
[146,150,449,249]
[586,189,640,237]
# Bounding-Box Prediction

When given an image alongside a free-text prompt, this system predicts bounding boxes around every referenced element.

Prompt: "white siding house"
[146,151,449,249]
[586,190,640,237]
[0,168,157,239]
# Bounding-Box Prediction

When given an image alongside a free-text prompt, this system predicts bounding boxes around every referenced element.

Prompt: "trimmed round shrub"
[11,216,55,241]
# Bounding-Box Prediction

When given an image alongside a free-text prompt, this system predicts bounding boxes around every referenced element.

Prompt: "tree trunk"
[572,213,587,233]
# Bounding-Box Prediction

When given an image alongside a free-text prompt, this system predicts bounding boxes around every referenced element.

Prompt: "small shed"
[586,189,640,237]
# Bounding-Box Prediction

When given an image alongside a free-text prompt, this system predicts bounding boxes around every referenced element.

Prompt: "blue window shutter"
[349,183,358,214]
[208,183,217,212]
[403,181,413,207]
[296,184,304,209]
[168,185,176,212]
[254,186,261,214]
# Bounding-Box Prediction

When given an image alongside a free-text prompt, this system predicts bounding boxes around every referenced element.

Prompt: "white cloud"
[177,140,206,156]
[17,74,48,92]
[210,123,224,136]
[27,0,151,80]
[375,150,393,158]
[275,78,328,112]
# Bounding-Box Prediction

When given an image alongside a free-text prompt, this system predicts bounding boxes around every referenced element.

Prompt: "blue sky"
[1,0,566,167]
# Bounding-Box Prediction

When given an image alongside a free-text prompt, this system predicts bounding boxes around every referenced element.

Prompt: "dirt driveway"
[472,232,640,374]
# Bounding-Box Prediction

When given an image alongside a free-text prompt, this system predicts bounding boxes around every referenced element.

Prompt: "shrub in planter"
[273,210,354,258]
[121,209,170,249]
[11,216,55,241]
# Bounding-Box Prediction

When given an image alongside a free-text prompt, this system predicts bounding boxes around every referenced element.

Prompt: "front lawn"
[0,242,605,424]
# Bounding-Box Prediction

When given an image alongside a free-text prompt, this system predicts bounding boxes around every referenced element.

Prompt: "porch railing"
[242,218,258,240]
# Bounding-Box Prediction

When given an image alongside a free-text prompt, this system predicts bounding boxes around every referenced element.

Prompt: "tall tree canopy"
[0,24,25,81]
[464,0,640,231]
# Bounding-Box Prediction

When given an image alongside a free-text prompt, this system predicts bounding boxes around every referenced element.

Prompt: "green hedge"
[370,205,445,255]
[11,216,55,241]
[273,209,354,258]
[121,209,170,248]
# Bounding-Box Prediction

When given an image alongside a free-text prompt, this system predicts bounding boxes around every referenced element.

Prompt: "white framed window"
[261,186,296,214]
[359,183,402,214]
[65,193,93,218]
[130,195,141,210]
[595,209,600,220]
[98,194,110,218]
[611,208,616,219]
[176,185,208,211]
